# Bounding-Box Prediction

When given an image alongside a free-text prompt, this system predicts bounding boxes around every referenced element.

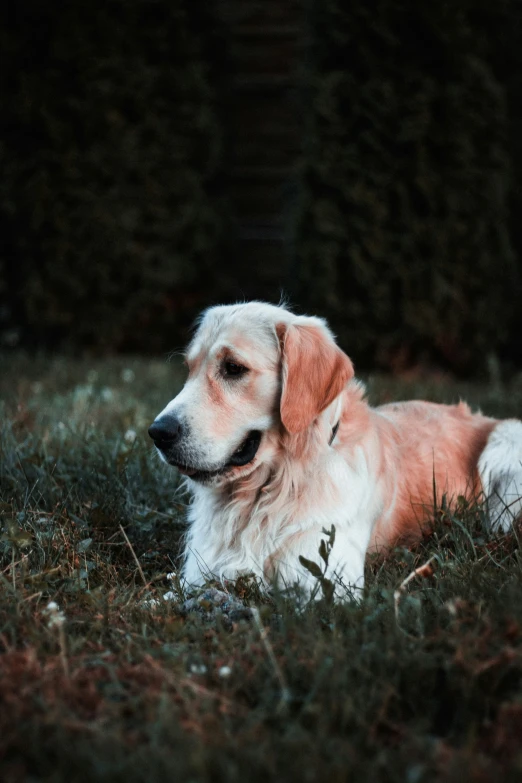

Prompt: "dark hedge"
[1,0,521,370]
[294,0,521,372]
[0,0,228,352]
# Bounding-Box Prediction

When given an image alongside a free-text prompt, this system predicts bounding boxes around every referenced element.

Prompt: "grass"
[2,352,522,782]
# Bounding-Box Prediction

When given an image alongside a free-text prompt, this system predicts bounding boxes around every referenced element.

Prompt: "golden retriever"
[149,302,522,598]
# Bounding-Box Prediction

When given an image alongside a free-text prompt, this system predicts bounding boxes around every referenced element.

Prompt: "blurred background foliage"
[1,0,521,372]
[0,0,230,352]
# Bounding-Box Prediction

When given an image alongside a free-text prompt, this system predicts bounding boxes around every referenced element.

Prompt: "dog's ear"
[277,321,354,434]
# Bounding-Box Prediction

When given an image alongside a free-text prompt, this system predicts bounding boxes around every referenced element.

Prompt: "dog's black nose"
[148,415,183,447]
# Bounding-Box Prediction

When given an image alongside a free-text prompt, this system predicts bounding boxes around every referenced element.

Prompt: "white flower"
[74,384,94,400]
[100,387,113,402]
[121,368,135,384]
[218,665,232,678]
[190,663,207,675]
[166,572,177,584]
[43,601,66,629]
[124,429,137,444]
[144,590,177,608]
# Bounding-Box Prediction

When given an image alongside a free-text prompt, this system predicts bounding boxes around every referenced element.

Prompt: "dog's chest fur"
[181,437,382,587]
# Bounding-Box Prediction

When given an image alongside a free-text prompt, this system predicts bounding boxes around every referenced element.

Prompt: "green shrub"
[0,0,228,351]
[1,0,521,369]
[294,0,519,372]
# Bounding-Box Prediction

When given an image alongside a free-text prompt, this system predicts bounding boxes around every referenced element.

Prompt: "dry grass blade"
[394,555,437,624]
[251,607,291,709]
[119,523,148,587]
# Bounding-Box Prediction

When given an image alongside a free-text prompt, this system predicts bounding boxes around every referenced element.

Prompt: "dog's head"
[149,302,354,485]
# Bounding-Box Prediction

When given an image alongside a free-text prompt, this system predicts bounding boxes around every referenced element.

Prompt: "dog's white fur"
[151,302,522,599]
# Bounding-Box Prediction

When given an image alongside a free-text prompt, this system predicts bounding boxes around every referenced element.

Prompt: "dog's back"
[368,400,497,549]
[367,399,522,548]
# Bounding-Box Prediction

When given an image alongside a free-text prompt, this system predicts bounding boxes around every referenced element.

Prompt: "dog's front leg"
[182,547,211,589]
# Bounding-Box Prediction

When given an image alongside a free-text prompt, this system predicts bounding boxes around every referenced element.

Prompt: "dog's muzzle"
[148,417,262,482]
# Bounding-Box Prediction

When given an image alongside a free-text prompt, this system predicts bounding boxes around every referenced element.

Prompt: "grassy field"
[2,353,522,782]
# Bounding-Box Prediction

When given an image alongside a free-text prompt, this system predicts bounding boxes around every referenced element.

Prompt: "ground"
[2,353,522,782]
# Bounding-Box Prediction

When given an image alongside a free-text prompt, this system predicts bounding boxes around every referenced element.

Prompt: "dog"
[149,301,522,599]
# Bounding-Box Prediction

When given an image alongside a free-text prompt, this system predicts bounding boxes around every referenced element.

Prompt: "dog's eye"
[223,361,248,378]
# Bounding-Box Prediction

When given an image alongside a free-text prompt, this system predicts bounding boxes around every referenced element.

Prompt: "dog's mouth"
[169,431,262,483]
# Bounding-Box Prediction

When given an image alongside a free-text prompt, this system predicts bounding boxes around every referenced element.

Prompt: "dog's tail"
[478,419,522,532]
